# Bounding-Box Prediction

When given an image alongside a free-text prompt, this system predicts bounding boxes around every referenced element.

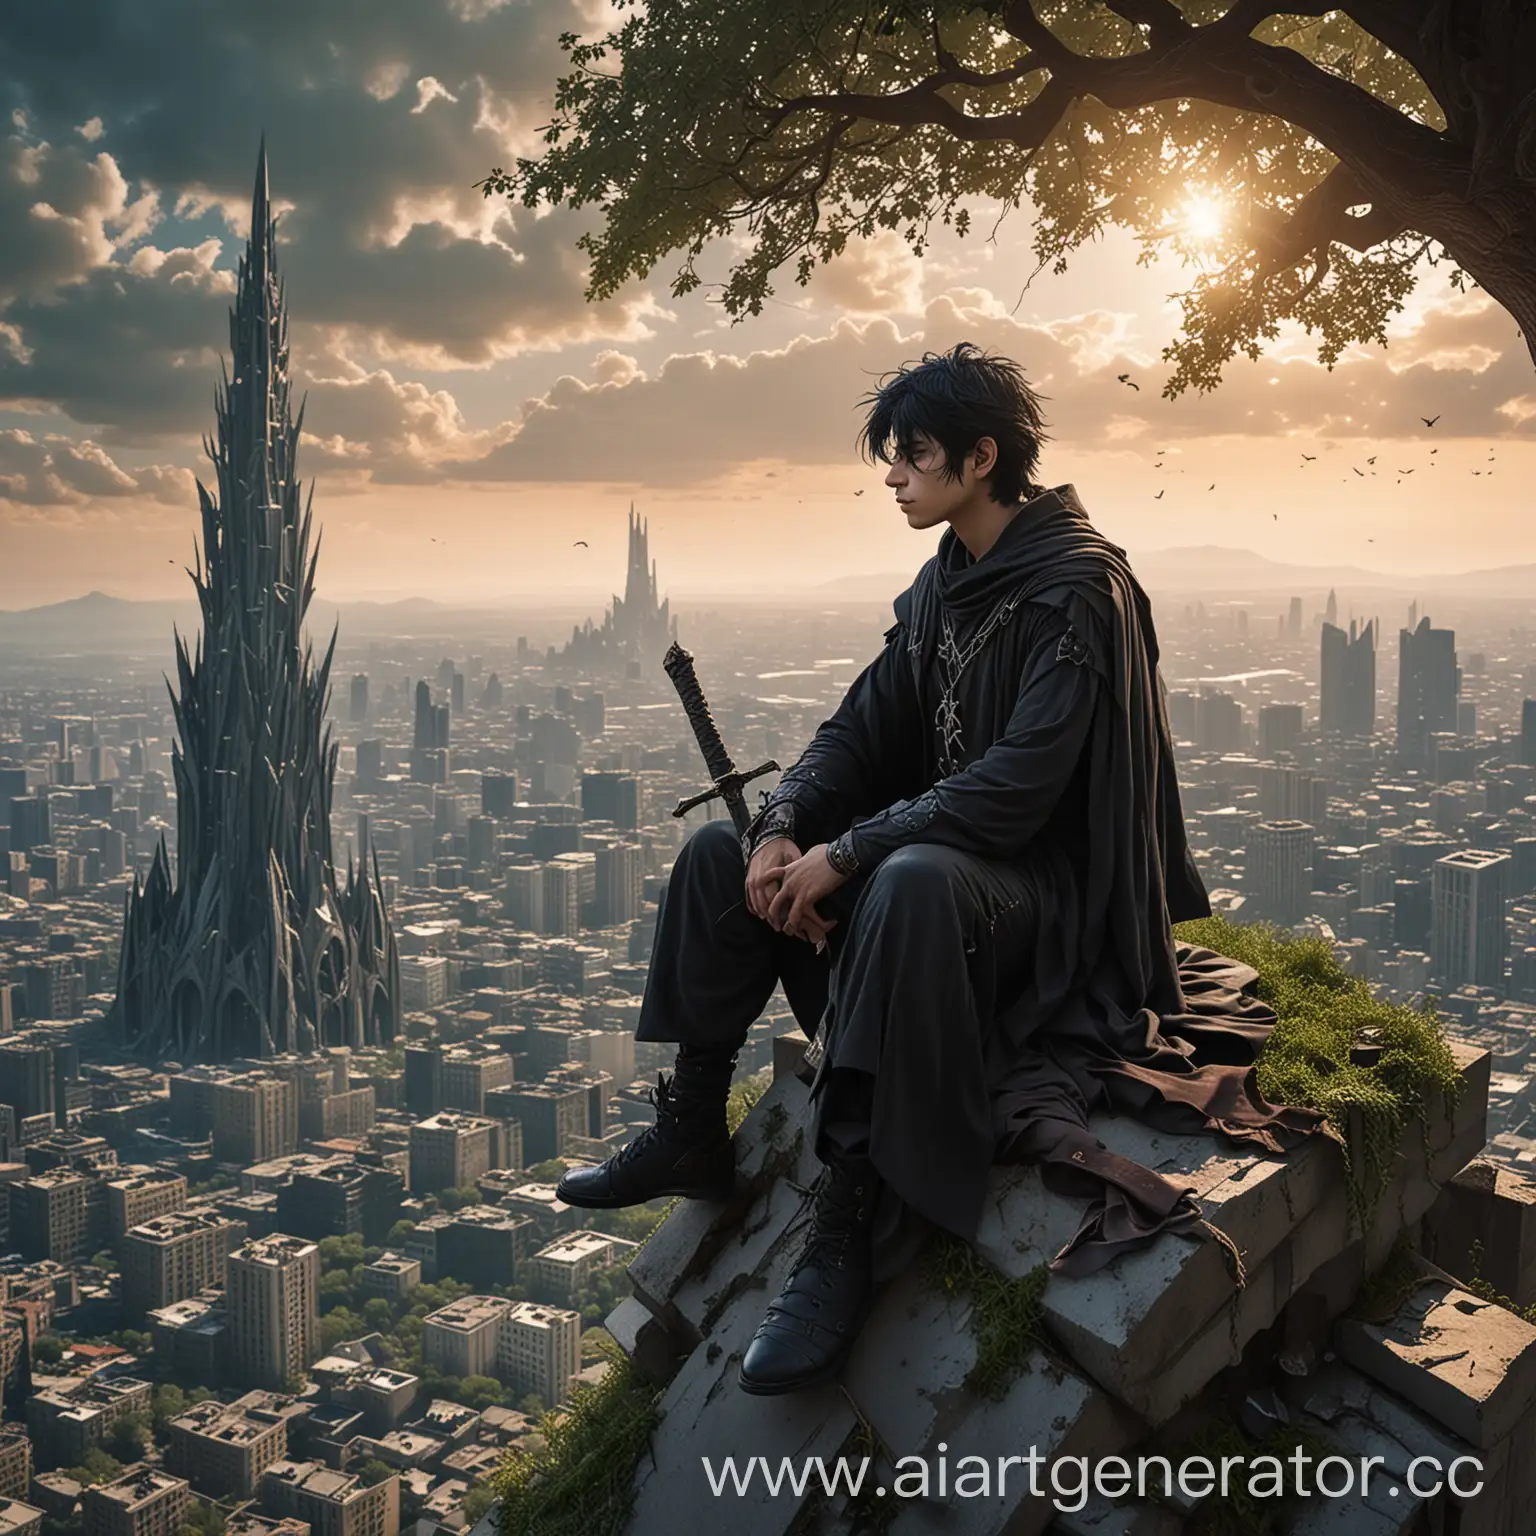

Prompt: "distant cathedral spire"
[109,140,399,1062]
[560,501,675,671]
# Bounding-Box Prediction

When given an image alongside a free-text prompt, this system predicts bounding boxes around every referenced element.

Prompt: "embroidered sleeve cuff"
[825,829,861,877]
[741,798,797,861]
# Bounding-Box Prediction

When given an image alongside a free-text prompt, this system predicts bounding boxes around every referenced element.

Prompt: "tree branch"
[1245,160,1409,278]
[769,64,1064,146]
[1103,0,1189,46]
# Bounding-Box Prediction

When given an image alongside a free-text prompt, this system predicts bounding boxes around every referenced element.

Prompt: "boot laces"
[796,1159,872,1279]
[609,1069,717,1173]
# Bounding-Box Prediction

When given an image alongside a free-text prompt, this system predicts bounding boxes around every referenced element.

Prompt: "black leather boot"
[556,1042,739,1209]
[737,1145,880,1394]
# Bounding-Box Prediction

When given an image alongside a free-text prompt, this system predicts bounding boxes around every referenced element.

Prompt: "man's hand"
[766,843,848,947]
[746,838,837,948]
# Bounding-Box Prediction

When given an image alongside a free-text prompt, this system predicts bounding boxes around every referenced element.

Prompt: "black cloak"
[748,484,1329,1275]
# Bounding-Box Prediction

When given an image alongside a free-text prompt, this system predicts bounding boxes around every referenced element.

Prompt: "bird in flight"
[1353,468,1365,477]
[573,540,588,547]
[1398,468,1414,475]
[1422,414,1440,427]
[1301,453,1316,461]
[1208,483,1215,491]
[1430,448,1438,454]
[854,489,865,496]
[1117,373,1140,391]
[1154,490,1164,499]
[1272,513,1278,520]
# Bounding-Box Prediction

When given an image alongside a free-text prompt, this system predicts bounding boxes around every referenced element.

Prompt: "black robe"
[747,484,1328,1274]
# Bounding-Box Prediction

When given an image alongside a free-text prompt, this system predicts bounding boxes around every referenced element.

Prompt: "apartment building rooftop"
[423,1295,513,1333]
[233,1234,317,1267]
[90,1467,186,1509]
[126,1210,229,1242]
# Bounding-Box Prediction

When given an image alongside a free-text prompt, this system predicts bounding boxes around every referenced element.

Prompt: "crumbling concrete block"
[1048,1495,1185,1535]
[773,1028,809,1083]
[625,1071,817,1347]
[1335,1280,1536,1448]
[1422,1159,1536,1310]
[975,1044,1488,1423]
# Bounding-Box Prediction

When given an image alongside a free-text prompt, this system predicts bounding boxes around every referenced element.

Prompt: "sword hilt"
[671,760,780,821]
[663,641,735,783]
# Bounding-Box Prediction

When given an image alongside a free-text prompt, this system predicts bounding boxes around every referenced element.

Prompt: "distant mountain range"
[810,545,1536,600]
[3,546,1534,651]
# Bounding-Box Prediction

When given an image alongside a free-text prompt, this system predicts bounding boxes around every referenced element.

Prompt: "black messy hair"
[856,341,1051,506]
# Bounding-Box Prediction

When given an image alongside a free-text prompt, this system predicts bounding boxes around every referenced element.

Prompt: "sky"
[2,0,1534,608]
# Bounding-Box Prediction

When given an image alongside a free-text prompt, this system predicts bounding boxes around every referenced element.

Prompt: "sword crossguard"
[671,758,780,819]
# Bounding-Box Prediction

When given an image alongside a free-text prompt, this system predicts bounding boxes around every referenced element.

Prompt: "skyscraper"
[109,144,399,1062]
[227,1235,321,1389]
[1319,618,1376,737]
[1431,850,1509,991]
[1246,821,1314,924]
[1396,616,1459,770]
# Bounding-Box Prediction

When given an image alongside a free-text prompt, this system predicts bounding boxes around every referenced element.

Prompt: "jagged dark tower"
[110,142,399,1063]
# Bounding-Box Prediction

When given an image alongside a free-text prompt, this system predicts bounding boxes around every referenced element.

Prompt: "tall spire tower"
[110,141,399,1062]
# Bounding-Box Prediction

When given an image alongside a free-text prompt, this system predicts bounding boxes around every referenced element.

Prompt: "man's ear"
[972,436,999,478]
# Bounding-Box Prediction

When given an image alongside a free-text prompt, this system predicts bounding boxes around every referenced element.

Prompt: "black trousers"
[635,817,1045,1283]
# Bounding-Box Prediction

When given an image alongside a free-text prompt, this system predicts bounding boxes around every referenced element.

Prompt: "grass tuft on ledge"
[921,1233,1050,1399]
[485,1332,662,1536]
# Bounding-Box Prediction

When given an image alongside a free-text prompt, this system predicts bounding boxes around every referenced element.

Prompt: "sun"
[1179,191,1227,244]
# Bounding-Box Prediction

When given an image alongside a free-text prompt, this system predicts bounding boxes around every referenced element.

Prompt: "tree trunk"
[1406,192,1536,372]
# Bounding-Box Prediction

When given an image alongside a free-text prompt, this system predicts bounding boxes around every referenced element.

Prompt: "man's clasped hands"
[745,838,848,951]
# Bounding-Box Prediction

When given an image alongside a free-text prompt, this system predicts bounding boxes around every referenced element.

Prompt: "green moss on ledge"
[921,1233,1050,1400]
[1175,915,1463,1230]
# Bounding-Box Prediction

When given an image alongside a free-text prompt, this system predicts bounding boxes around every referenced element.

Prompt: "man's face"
[885,430,992,529]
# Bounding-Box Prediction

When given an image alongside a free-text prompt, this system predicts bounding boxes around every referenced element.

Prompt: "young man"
[557,342,1326,1396]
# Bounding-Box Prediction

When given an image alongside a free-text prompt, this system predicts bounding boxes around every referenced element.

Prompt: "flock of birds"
[1104,392,1497,543]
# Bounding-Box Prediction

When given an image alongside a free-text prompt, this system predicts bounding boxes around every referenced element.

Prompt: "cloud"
[434,288,1536,489]
[0,427,193,505]
[0,237,234,440]
[1,0,653,366]
[0,134,160,303]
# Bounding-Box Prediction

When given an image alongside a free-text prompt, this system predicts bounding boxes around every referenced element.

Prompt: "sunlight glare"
[1179,191,1226,245]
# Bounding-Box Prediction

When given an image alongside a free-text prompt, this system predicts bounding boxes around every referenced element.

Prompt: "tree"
[319,1233,366,1270]
[462,1485,497,1526]
[363,1297,395,1333]
[321,1307,364,1351]
[68,1448,122,1486]
[32,1334,64,1365]
[438,1184,484,1215]
[107,1411,150,1462]
[456,1375,509,1411]
[386,1220,416,1247]
[356,1459,394,1488]
[151,1383,188,1440]
[482,2,1536,395]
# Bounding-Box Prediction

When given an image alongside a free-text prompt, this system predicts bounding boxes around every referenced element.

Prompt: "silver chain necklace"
[934,588,1026,775]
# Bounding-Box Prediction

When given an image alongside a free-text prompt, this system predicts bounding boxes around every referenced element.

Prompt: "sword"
[662,641,779,838]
